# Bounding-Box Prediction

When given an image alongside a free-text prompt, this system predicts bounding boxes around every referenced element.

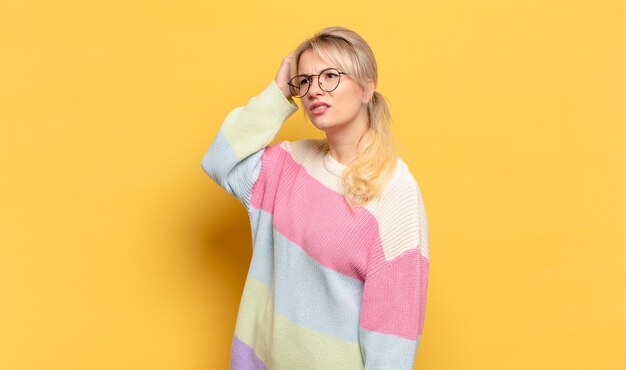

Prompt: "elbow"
[200,155,210,174]
[201,151,220,182]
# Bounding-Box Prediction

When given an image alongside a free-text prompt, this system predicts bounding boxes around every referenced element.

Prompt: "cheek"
[336,95,363,117]
[337,85,365,111]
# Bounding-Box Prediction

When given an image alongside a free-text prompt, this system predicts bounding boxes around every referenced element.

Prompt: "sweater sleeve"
[358,182,430,369]
[200,80,298,210]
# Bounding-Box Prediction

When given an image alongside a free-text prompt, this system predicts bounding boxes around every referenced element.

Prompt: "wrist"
[275,81,291,99]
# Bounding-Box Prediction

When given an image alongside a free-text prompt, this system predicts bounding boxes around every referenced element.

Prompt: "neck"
[325,114,370,166]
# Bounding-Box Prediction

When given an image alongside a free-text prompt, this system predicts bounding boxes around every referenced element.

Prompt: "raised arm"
[200,53,298,210]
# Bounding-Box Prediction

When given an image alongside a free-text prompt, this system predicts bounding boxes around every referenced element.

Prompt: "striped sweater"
[201,80,430,369]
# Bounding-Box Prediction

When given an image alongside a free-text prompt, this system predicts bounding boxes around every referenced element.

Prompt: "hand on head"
[275,52,295,99]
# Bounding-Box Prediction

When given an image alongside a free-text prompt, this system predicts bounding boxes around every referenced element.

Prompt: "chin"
[311,121,337,132]
[309,116,334,128]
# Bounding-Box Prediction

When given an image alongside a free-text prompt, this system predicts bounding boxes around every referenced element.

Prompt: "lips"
[309,102,331,114]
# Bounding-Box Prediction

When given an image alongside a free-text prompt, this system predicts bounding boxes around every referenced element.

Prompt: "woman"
[202,26,430,369]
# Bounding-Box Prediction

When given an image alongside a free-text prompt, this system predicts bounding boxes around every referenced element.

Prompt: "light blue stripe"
[247,207,364,342]
[359,328,419,369]
[201,129,264,210]
[247,207,275,287]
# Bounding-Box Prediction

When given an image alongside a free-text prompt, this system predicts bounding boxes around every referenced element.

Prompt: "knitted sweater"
[201,80,430,370]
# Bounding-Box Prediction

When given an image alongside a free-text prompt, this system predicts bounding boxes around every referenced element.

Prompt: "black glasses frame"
[287,68,349,98]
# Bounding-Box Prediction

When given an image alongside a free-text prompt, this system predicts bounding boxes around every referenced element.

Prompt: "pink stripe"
[359,249,429,340]
[250,143,281,214]
[251,144,382,281]
[419,253,429,335]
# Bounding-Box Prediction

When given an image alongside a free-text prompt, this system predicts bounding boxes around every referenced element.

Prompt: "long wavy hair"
[290,26,398,208]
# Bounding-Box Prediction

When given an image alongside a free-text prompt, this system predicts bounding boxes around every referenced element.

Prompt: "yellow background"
[1,0,624,369]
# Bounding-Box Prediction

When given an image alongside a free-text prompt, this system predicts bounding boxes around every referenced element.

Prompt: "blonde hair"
[291,26,397,208]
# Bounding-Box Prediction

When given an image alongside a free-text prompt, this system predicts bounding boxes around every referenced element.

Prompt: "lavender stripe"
[230,336,267,370]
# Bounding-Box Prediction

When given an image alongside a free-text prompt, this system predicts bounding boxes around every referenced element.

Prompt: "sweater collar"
[323,152,347,177]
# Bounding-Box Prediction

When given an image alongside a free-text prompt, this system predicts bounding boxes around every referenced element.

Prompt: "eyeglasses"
[288,68,349,98]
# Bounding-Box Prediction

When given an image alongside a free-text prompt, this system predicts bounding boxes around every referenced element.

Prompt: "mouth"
[310,102,331,115]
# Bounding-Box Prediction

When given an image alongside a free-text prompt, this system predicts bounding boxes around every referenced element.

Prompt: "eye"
[323,71,339,80]
[298,76,310,86]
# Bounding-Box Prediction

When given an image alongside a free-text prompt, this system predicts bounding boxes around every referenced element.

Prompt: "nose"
[306,76,324,97]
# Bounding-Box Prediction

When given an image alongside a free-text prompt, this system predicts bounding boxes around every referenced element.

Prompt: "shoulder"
[364,156,428,263]
[277,138,327,154]
[369,157,421,211]
[379,157,422,201]
[273,138,328,165]
[260,138,328,175]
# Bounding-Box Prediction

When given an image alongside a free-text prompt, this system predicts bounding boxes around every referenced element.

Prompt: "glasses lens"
[289,75,309,97]
[319,69,341,92]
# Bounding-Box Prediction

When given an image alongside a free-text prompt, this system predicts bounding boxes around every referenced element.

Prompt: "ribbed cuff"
[263,80,298,122]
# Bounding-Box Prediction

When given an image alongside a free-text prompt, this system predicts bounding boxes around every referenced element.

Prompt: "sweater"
[201,80,430,370]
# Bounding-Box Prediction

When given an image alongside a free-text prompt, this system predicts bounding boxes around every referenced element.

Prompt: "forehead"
[297,49,335,75]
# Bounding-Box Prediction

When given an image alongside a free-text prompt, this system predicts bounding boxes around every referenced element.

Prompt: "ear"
[362,79,375,104]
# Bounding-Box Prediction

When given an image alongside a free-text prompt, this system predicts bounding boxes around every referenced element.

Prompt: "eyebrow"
[297,67,337,76]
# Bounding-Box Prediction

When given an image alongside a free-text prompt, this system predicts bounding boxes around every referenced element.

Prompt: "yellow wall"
[1,0,624,369]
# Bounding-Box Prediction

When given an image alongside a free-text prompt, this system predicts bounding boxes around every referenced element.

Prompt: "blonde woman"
[201,26,430,369]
